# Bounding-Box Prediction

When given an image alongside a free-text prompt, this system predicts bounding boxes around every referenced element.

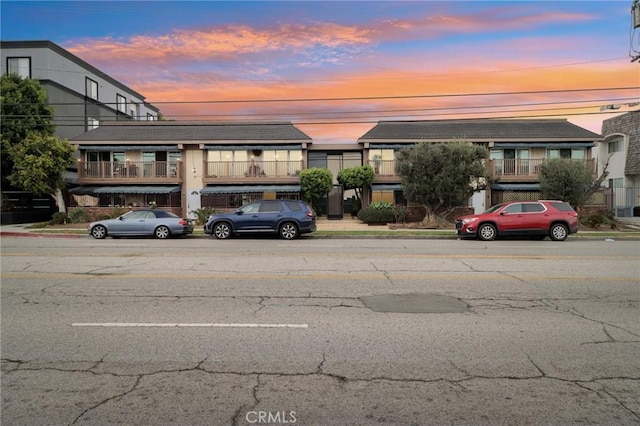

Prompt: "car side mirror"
[500,211,506,215]
[118,216,125,221]
[236,210,244,216]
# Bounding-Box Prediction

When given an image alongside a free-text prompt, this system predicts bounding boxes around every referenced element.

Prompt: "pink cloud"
[66,22,374,65]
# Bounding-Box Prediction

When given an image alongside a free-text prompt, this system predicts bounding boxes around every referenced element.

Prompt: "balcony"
[77,161,183,184]
[203,160,304,184]
[489,158,596,182]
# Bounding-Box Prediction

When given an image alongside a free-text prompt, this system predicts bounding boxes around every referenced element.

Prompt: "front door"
[327,185,343,219]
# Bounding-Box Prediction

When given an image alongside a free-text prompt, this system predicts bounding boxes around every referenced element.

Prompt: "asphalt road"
[1,236,639,425]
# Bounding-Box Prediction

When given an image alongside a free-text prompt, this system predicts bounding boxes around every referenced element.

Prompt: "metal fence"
[604,187,640,217]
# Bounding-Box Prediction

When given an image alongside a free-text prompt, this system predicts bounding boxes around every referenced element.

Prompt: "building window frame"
[608,139,622,154]
[87,117,99,131]
[7,57,31,78]
[116,94,127,114]
[86,77,98,100]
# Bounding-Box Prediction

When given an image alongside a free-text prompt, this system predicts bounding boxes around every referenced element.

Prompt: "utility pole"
[632,0,640,62]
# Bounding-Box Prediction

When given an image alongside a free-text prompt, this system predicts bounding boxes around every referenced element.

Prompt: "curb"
[0,232,82,239]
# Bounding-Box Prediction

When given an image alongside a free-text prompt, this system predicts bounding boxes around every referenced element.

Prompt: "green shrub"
[68,208,89,223]
[110,207,126,218]
[392,206,407,224]
[357,206,396,223]
[51,211,68,224]
[581,214,604,229]
[191,207,220,225]
[369,201,394,209]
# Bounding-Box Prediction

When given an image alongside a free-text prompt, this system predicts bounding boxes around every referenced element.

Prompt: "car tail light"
[306,211,315,218]
[179,219,188,225]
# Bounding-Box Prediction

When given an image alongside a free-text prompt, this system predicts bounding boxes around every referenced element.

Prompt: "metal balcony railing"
[204,160,304,178]
[77,161,183,179]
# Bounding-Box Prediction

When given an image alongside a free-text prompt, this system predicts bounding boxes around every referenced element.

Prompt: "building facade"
[1,40,159,223]
[1,40,159,139]
[68,121,313,218]
[67,118,605,219]
[358,119,603,213]
[600,111,640,217]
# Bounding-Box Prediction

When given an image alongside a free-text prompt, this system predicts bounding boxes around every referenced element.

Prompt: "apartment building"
[1,40,159,138]
[600,111,640,217]
[67,118,604,219]
[358,119,603,213]
[1,40,159,223]
[68,121,313,218]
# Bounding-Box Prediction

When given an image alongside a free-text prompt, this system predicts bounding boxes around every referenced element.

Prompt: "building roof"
[1,40,150,102]
[358,119,603,142]
[69,121,313,143]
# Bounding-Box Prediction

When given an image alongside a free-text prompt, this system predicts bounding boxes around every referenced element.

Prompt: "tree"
[1,73,74,213]
[1,73,56,175]
[337,164,375,214]
[395,142,488,226]
[299,167,333,211]
[8,133,75,213]
[538,157,609,211]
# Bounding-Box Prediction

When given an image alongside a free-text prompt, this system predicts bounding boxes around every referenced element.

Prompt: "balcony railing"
[489,158,595,179]
[363,158,596,181]
[77,161,183,180]
[204,160,304,178]
[367,160,396,176]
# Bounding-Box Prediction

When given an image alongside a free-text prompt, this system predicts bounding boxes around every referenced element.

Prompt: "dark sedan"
[88,209,194,239]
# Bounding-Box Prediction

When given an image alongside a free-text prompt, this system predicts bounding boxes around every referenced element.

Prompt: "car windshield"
[483,204,505,214]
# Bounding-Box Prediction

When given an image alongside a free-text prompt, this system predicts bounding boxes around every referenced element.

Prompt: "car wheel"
[90,225,107,239]
[477,223,497,241]
[279,222,299,240]
[549,223,568,241]
[213,222,231,240]
[155,225,171,239]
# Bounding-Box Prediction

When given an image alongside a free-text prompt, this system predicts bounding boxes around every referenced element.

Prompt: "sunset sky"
[2,0,639,143]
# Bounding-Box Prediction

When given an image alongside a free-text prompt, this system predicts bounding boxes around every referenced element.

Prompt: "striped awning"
[69,185,181,195]
[78,145,179,151]
[493,142,595,149]
[371,184,403,191]
[490,183,541,191]
[200,185,301,194]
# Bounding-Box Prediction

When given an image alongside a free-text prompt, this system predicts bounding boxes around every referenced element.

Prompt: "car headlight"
[462,217,479,224]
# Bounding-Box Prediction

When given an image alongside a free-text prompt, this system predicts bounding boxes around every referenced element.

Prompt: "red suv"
[455,200,579,241]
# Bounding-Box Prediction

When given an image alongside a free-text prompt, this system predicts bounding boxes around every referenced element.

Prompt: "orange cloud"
[66,22,374,65]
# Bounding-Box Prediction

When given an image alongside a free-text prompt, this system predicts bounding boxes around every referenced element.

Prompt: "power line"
[4,96,638,120]
[3,86,638,107]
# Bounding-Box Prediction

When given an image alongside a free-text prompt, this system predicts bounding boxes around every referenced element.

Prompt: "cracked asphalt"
[1,236,639,425]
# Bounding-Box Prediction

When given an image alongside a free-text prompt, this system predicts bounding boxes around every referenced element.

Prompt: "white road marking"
[83,244,148,246]
[72,323,308,328]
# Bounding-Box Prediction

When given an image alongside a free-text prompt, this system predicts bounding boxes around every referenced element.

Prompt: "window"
[608,178,623,188]
[259,201,283,213]
[502,204,523,214]
[7,57,31,78]
[608,139,622,154]
[522,203,545,213]
[116,94,127,113]
[547,148,585,159]
[86,78,98,100]
[87,117,99,131]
